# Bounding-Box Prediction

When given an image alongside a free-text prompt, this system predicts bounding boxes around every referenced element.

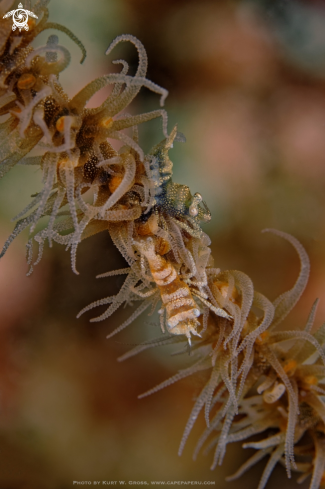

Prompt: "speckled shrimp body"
[133,236,201,343]
[144,127,211,237]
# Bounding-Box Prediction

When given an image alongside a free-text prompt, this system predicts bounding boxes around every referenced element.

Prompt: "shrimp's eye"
[189,192,203,217]
[189,206,198,217]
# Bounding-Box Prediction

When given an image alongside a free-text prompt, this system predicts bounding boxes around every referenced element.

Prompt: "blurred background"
[1,0,325,487]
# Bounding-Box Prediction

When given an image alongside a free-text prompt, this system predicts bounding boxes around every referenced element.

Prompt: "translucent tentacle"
[104,34,148,115]
[25,44,71,74]
[11,191,45,222]
[41,22,87,63]
[138,359,210,400]
[88,272,139,322]
[204,367,221,427]
[105,300,152,338]
[226,448,272,481]
[211,405,236,468]
[310,435,325,489]
[99,154,136,216]
[30,153,58,233]
[178,383,210,456]
[110,109,168,138]
[118,335,181,362]
[262,229,310,329]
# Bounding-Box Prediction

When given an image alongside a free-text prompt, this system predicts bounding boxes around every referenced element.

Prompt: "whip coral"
[0,2,325,488]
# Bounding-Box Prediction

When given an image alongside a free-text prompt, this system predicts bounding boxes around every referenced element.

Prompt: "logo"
[3,3,38,32]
